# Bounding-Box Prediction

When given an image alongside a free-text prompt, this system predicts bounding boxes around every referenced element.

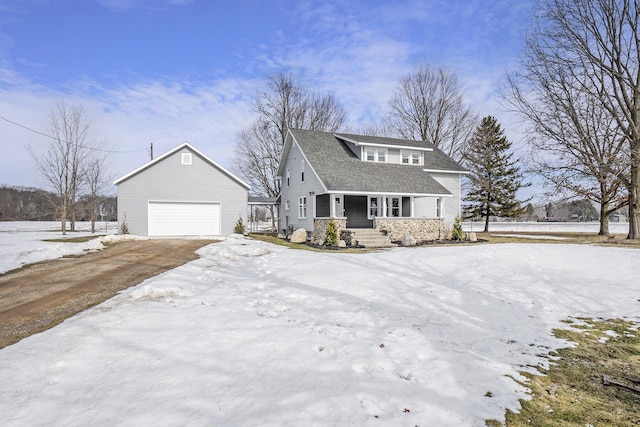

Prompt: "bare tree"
[233,73,347,199]
[507,0,640,239]
[386,64,477,160]
[29,102,98,235]
[234,121,283,200]
[84,152,111,233]
[503,59,629,235]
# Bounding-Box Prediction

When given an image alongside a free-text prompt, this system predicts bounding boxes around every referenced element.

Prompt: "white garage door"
[148,201,220,236]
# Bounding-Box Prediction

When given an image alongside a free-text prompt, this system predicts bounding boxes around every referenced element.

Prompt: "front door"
[344,195,372,227]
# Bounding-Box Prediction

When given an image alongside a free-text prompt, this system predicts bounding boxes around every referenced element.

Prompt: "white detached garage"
[114,142,249,237]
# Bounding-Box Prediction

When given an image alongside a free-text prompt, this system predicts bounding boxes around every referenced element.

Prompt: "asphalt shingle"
[289,129,467,195]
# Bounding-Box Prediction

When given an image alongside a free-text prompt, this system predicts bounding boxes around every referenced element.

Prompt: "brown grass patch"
[486,318,640,426]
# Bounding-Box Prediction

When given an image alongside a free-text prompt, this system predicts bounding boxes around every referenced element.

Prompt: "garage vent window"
[181,153,192,165]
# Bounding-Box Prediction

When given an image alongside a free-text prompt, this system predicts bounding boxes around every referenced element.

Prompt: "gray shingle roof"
[334,132,468,172]
[289,129,467,195]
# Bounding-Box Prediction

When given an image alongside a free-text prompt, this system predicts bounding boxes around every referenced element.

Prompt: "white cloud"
[0,75,259,189]
[0,0,540,197]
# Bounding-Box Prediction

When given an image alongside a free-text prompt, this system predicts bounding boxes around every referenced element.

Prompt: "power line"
[0,114,147,154]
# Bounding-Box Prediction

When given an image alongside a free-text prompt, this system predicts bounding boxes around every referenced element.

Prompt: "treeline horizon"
[0,184,116,222]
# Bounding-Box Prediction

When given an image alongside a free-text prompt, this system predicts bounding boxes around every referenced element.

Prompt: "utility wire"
[0,114,147,154]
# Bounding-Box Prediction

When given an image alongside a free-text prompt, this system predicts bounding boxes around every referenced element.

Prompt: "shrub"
[120,213,129,235]
[324,218,339,246]
[451,216,464,241]
[234,217,246,234]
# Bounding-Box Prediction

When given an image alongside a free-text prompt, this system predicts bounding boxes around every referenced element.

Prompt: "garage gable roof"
[113,142,250,189]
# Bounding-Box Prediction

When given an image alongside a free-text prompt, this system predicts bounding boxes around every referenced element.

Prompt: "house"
[114,142,249,237]
[276,129,468,244]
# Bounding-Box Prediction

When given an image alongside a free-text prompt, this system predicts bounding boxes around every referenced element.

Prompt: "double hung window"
[364,148,387,163]
[390,197,400,217]
[401,151,420,165]
[368,197,379,218]
[298,196,307,219]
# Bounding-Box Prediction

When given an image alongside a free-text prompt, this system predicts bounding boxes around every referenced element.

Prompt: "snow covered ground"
[0,221,118,274]
[463,220,630,234]
[1,224,639,426]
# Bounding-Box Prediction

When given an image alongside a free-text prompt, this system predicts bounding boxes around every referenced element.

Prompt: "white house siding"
[279,139,325,234]
[413,196,437,219]
[117,147,247,236]
[387,148,401,164]
[431,172,463,226]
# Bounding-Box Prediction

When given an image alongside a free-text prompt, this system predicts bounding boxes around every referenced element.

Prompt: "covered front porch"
[314,193,446,227]
[310,192,448,245]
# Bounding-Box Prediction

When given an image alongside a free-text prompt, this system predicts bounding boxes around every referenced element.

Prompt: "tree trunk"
[90,203,96,233]
[484,198,490,232]
[60,202,67,236]
[628,160,640,239]
[598,180,609,236]
[598,200,609,236]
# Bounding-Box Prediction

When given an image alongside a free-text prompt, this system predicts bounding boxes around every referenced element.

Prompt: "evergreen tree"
[463,116,529,232]
[324,218,338,246]
[451,216,464,241]
[234,217,246,234]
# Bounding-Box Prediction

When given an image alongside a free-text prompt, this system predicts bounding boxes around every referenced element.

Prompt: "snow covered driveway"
[1,236,639,426]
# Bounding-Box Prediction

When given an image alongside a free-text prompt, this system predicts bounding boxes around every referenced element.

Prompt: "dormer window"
[401,150,421,165]
[364,147,387,163]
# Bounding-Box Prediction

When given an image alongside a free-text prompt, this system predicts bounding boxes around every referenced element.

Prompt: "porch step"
[347,228,395,248]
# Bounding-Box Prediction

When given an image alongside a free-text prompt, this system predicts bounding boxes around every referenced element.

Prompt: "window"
[378,149,386,162]
[368,197,379,219]
[301,160,305,183]
[181,153,192,165]
[364,148,387,163]
[390,197,400,217]
[286,168,290,187]
[285,200,290,211]
[366,149,375,162]
[401,151,420,165]
[436,198,444,218]
[298,196,307,219]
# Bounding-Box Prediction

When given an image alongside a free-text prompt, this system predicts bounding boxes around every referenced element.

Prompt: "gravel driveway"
[0,239,215,349]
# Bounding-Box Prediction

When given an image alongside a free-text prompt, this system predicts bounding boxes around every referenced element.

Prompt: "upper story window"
[401,150,421,165]
[181,153,192,165]
[301,160,305,183]
[364,147,387,163]
[286,168,291,187]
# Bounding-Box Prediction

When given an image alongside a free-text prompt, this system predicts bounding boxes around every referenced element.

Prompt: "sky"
[1,225,639,425]
[0,0,539,193]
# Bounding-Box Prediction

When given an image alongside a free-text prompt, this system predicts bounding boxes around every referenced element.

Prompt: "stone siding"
[311,218,347,245]
[373,218,446,242]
